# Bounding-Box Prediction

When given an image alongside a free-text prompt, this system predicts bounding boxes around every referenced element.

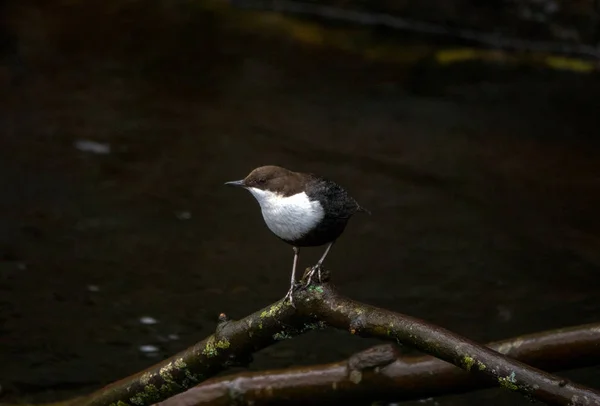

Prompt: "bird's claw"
[283,284,299,308]
[305,263,323,286]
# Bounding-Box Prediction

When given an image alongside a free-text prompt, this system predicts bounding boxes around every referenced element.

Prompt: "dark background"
[1,0,599,404]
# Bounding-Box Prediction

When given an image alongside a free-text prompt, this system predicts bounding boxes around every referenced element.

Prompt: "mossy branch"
[77,300,317,406]
[157,323,600,405]
[34,270,600,406]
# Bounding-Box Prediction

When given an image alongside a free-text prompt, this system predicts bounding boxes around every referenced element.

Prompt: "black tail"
[357,205,371,215]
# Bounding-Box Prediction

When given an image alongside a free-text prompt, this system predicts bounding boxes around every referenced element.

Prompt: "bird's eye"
[257,178,266,184]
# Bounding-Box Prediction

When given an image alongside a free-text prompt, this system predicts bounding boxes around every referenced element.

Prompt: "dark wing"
[306,176,366,218]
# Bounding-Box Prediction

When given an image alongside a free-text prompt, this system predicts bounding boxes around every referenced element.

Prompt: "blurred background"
[1,0,599,404]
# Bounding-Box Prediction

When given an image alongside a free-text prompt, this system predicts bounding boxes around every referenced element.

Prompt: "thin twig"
[72,271,600,406]
[157,323,600,405]
[229,0,600,59]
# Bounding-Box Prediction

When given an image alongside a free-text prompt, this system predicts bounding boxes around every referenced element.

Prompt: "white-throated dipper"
[225,165,368,305]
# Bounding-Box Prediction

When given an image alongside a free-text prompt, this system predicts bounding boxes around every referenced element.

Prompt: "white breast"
[247,187,324,241]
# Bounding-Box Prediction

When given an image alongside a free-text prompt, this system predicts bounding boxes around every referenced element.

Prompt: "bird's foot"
[305,263,323,286]
[283,282,301,308]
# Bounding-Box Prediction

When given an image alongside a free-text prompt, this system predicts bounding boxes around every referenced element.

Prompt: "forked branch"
[66,271,600,406]
[155,322,600,405]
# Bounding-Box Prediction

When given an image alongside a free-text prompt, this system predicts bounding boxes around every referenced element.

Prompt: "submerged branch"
[70,271,600,406]
[157,323,600,405]
[229,0,600,59]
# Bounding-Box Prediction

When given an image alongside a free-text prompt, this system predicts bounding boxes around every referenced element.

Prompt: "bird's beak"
[224,179,245,187]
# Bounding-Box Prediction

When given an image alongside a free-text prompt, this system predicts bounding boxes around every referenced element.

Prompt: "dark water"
[1,3,599,405]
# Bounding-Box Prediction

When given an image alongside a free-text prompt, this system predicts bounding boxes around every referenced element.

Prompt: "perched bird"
[225,165,368,305]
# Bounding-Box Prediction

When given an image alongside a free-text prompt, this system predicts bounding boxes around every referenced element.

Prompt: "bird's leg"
[283,246,300,307]
[306,241,334,285]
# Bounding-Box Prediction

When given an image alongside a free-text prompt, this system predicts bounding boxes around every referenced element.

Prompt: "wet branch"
[77,301,316,406]
[75,270,600,406]
[229,0,600,59]
[157,322,600,405]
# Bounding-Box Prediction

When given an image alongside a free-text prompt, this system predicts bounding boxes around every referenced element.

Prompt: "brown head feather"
[242,165,309,197]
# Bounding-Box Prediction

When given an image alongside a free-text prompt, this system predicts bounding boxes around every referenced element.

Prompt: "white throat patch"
[247,187,324,241]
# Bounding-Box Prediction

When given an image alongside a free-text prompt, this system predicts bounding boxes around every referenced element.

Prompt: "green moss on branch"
[68,280,600,406]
